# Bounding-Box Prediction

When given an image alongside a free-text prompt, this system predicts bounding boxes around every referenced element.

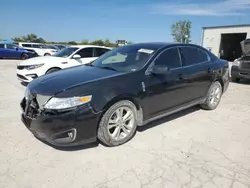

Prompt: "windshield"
[91,45,155,72]
[52,47,79,58]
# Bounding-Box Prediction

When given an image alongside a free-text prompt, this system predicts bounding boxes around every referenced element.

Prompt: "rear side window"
[0,44,5,48]
[95,48,110,57]
[154,48,181,69]
[180,47,209,66]
[76,48,93,58]
[22,44,32,47]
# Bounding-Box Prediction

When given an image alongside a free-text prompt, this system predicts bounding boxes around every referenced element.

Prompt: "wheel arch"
[100,94,144,126]
[46,67,61,73]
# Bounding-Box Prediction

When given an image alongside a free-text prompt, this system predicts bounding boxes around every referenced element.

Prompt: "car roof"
[69,45,112,49]
[126,42,204,50]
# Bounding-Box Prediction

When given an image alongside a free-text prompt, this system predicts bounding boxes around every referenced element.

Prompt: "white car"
[16,45,112,83]
[14,42,58,56]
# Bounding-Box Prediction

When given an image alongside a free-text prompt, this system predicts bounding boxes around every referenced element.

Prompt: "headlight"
[44,95,92,110]
[232,59,240,66]
[26,64,44,70]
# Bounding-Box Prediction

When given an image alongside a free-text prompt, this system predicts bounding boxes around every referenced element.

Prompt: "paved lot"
[0,60,250,188]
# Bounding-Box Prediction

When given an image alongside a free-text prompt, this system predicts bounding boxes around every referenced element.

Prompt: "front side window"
[53,47,79,58]
[180,47,209,66]
[95,48,110,57]
[91,45,155,72]
[154,48,181,69]
[76,48,93,58]
[6,44,15,49]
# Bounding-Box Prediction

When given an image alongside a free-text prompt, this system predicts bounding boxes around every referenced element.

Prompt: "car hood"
[28,65,124,96]
[240,39,250,55]
[19,56,67,65]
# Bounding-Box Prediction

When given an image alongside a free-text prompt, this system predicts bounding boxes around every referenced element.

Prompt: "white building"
[201,24,250,61]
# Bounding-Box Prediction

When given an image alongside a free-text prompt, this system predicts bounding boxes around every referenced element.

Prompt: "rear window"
[0,44,5,48]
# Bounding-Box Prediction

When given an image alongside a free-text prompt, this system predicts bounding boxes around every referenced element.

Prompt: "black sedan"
[20,42,230,147]
[231,38,250,82]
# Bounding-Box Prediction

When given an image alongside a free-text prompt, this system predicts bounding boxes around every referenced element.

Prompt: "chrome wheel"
[209,85,221,107]
[107,107,135,141]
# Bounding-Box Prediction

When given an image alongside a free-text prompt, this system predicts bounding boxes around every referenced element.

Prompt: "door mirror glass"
[72,54,81,59]
[151,64,170,74]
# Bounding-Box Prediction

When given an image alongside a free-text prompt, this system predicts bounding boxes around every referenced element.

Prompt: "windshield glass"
[52,47,79,58]
[91,45,155,72]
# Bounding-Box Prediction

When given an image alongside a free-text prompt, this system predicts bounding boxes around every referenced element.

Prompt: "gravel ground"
[0,60,250,188]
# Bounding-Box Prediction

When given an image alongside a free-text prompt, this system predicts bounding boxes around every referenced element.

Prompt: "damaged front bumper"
[20,97,101,147]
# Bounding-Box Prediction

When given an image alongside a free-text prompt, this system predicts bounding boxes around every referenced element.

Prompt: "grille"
[22,93,40,119]
[17,74,28,80]
[240,60,250,69]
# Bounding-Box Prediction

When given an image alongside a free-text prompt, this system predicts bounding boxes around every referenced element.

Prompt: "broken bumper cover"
[21,100,101,147]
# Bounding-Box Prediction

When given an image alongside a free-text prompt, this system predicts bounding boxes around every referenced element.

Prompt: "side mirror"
[15,47,19,51]
[72,54,81,59]
[151,64,171,75]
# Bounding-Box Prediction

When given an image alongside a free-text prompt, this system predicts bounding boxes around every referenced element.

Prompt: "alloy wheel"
[107,107,135,141]
[209,85,222,107]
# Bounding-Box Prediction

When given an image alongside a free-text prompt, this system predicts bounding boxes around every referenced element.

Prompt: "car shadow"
[35,136,99,151]
[233,79,250,85]
[137,106,200,132]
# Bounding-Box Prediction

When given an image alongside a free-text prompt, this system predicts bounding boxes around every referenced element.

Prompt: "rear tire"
[97,100,138,147]
[21,53,29,60]
[200,81,222,110]
[46,68,60,74]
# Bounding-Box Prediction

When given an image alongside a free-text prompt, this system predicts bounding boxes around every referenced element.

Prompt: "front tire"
[21,53,29,60]
[44,53,51,56]
[97,100,138,147]
[200,81,222,110]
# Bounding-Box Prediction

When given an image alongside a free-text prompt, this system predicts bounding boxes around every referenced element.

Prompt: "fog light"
[51,128,77,144]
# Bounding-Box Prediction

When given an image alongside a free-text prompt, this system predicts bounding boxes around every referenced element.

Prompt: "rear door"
[178,46,213,102]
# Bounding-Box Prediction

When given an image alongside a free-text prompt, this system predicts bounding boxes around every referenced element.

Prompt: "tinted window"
[76,48,93,58]
[95,48,110,57]
[154,48,181,69]
[180,47,209,66]
[33,44,44,48]
[0,44,5,48]
[22,44,32,47]
[198,49,209,62]
[6,44,15,49]
[179,47,199,66]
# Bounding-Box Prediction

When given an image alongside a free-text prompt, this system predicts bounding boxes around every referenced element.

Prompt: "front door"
[142,47,189,119]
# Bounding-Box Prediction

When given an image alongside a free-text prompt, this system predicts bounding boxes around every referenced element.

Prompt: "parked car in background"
[45,44,60,51]
[20,42,229,147]
[231,38,250,82]
[0,43,36,59]
[53,44,67,50]
[14,42,58,56]
[16,45,111,82]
